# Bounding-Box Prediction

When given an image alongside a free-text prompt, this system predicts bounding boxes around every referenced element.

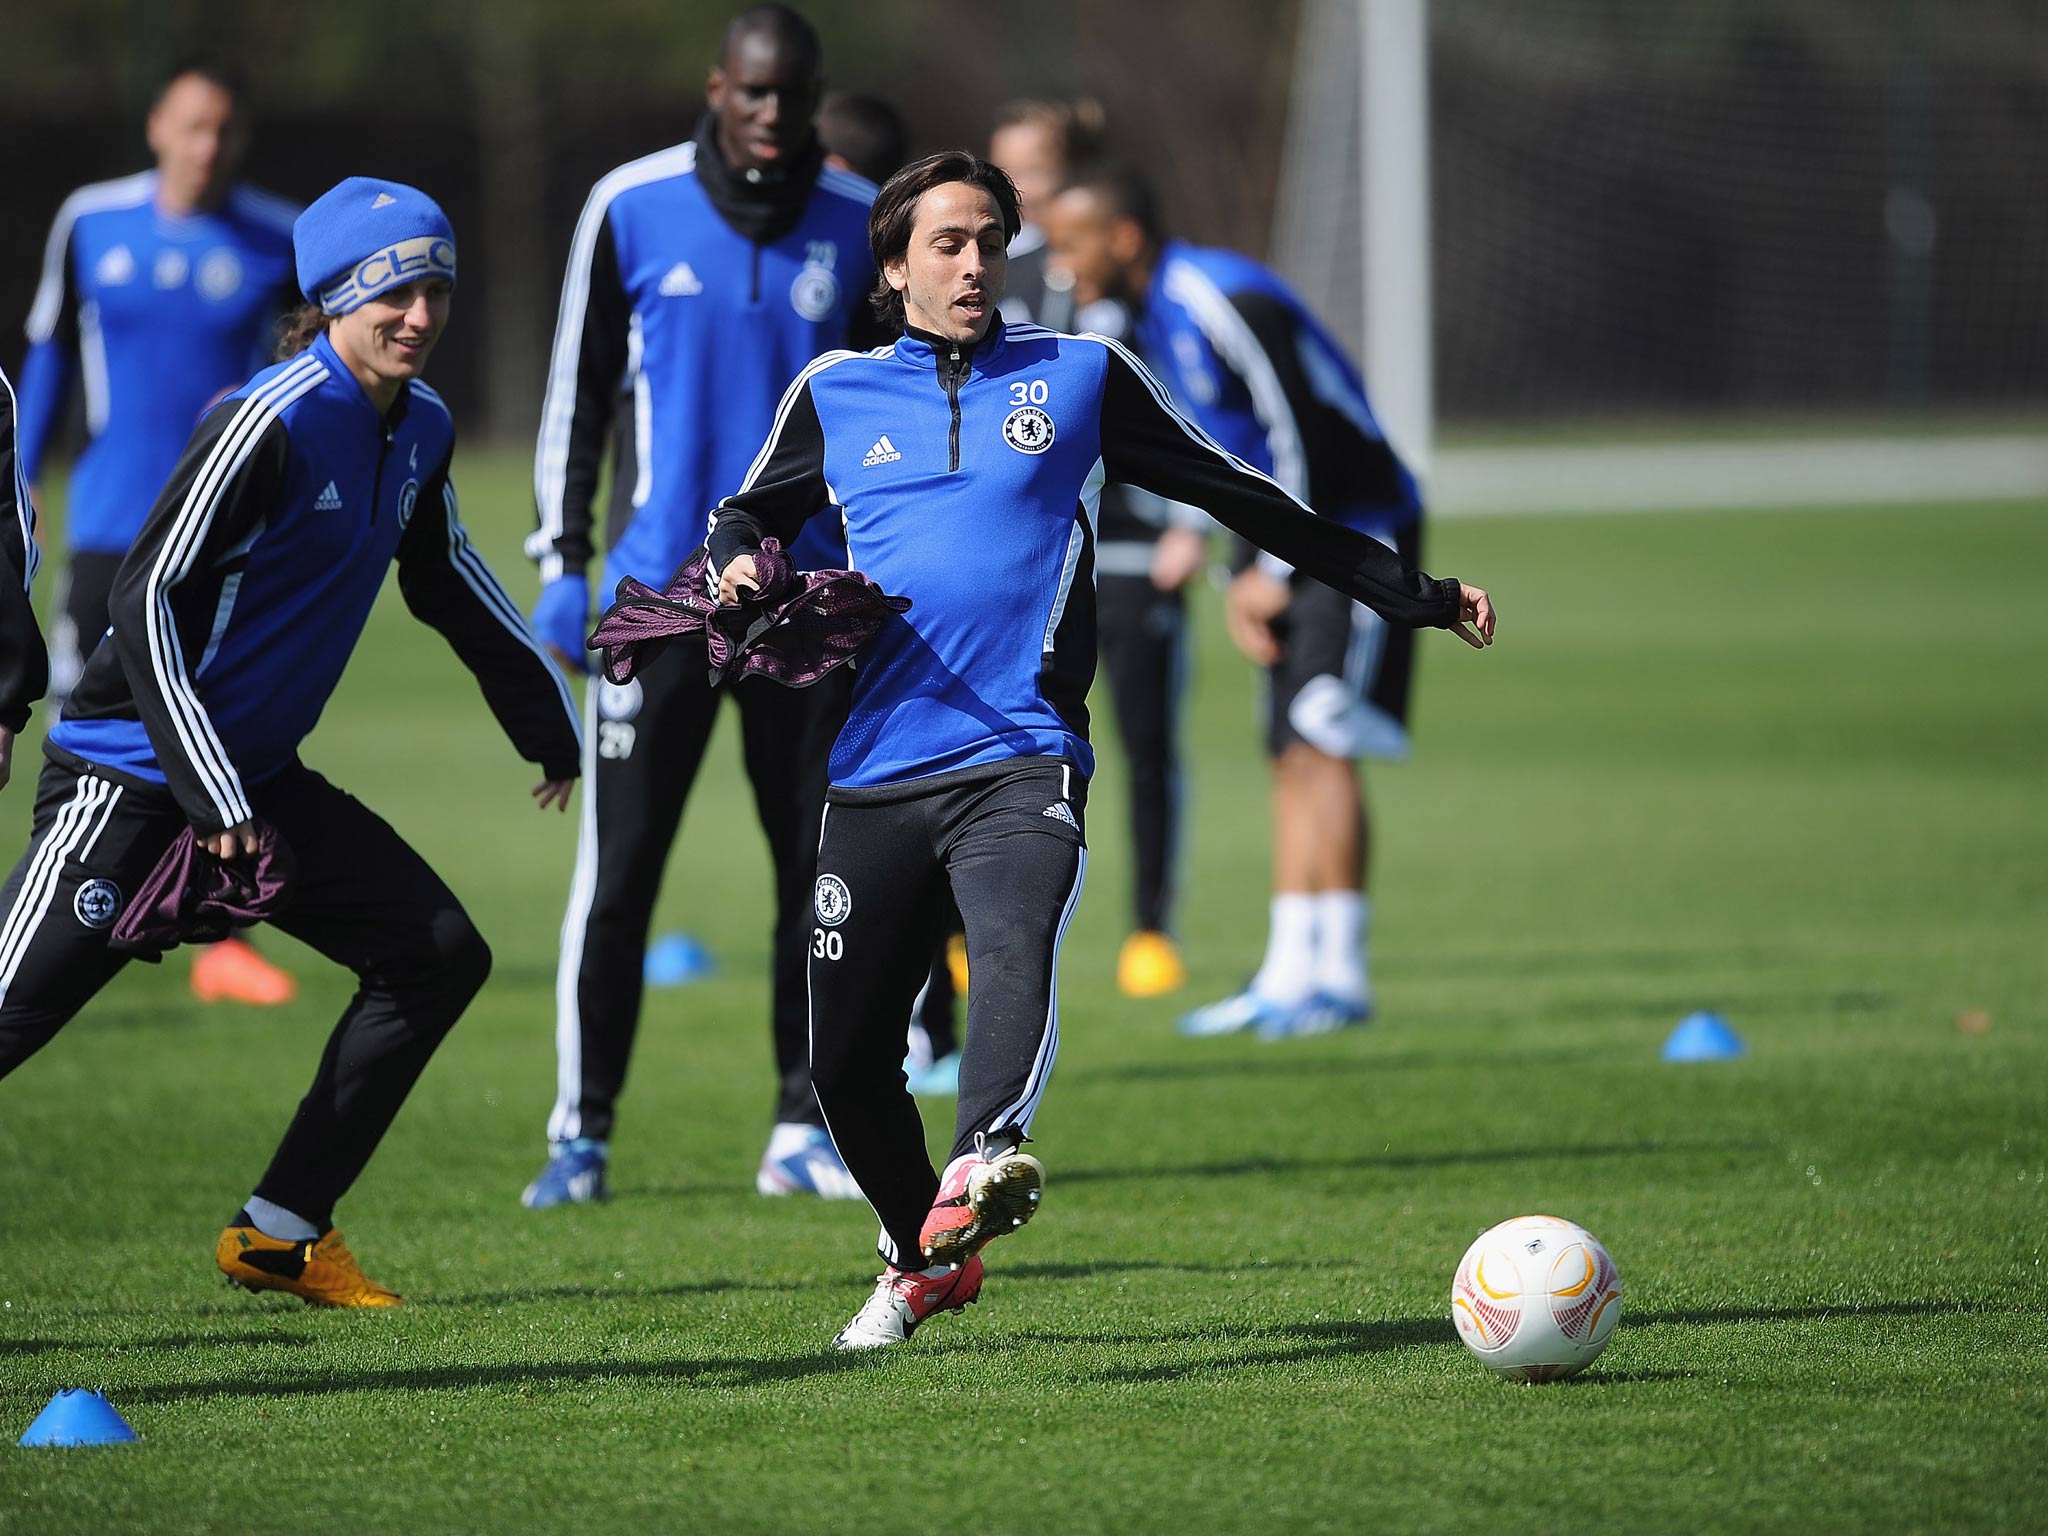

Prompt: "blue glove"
[532,576,591,674]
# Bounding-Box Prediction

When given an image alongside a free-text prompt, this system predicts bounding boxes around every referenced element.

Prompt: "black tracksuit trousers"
[0,753,489,1229]
[807,757,1087,1268]
[549,659,848,1143]
[1095,571,1186,934]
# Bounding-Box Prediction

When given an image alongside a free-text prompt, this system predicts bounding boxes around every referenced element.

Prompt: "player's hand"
[1150,526,1208,591]
[717,554,761,607]
[1451,583,1496,650]
[1224,567,1290,666]
[532,778,575,813]
[204,820,260,861]
[532,576,591,676]
[0,726,14,792]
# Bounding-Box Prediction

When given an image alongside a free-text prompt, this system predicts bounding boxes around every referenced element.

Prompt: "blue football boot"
[1177,989,1297,1038]
[757,1124,864,1199]
[520,1138,610,1208]
[1256,991,1374,1041]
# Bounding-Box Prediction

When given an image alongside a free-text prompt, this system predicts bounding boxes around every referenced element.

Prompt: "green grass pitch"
[1,457,2042,1533]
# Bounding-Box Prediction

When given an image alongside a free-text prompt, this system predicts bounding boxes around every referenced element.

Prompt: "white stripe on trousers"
[546,681,602,1144]
[0,776,121,1007]
[987,846,1089,1136]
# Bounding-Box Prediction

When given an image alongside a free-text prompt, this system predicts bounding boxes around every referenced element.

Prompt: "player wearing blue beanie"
[7,176,580,1309]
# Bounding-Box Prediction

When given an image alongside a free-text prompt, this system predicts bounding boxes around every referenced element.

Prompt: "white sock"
[243,1196,319,1242]
[1249,893,1318,1004]
[1311,891,1370,1002]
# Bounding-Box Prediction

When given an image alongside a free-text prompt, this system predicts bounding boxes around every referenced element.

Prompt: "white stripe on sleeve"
[143,353,325,828]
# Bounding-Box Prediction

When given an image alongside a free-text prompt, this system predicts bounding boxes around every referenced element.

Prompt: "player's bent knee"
[425,911,493,1011]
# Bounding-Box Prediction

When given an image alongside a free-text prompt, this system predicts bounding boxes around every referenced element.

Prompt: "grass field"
[1,457,2043,1534]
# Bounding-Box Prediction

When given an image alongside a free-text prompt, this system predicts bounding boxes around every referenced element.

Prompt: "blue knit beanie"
[294,177,457,316]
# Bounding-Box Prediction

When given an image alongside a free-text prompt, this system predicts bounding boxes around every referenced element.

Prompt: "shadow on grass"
[1081,1317,1451,1383]
[0,1329,316,1354]
[1622,1299,1998,1329]
[121,1347,874,1406]
[431,1276,835,1308]
[1058,1137,1768,1186]
[0,1338,67,1356]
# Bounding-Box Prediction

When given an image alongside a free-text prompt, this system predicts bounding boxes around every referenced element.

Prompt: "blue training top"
[52,332,581,834]
[529,138,877,592]
[17,173,300,555]
[1135,240,1421,553]
[704,319,1461,795]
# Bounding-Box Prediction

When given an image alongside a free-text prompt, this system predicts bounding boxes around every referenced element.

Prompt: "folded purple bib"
[109,822,298,956]
[589,538,910,689]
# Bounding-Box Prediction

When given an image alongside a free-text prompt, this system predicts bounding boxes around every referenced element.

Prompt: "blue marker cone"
[1662,1011,1745,1062]
[644,931,715,988]
[19,1389,139,1446]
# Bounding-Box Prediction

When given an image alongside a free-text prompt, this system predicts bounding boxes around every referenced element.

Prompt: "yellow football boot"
[946,932,970,997]
[1117,930,1187,998]
[216,1225,403,1308]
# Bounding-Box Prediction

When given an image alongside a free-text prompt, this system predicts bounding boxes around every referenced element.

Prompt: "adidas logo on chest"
[313,480,344,511]
[658,262,703,297]
[862,434,902,467]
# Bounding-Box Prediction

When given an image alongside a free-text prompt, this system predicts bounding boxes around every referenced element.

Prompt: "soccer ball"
[1451,1215,1622,1382]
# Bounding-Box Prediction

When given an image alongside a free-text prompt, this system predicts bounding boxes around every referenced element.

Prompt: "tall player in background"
[1046,164,1429,1040]
[1,365,48,792]
[523,5,878,1207]
[992,101,1205,1001]
[15,54,302,1008]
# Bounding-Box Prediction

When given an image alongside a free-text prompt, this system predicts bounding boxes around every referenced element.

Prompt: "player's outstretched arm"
[1097,340,1495,640]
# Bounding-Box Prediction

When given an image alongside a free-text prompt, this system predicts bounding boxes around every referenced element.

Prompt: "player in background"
[818,92,908,188]
[1,365,48,792]
[993,101,1206,1001]
[2,177,581,1305]
[699,150,1493,1347]
[1045,164,1428,1040]
[523,4,879,1208]
[16,53,302,1008]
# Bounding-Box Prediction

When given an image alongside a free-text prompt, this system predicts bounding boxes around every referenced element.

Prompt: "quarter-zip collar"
[894,318,1008,383]
[898,322,1006,473]
[312,332,413,434]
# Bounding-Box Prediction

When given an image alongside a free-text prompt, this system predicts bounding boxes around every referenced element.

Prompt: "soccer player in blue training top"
[0,364,47,791]
[1046,162,1433,1041]
[0,177,582,1306]
[523,4,882,1209]
[696,151,1494,1348]
[17,52,304,1009]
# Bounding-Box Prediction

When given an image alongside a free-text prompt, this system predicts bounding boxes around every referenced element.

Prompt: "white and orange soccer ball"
[1451,1215,1622,1382]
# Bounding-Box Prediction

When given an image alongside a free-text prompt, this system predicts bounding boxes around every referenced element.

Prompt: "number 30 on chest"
[1009,380,1050,405]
